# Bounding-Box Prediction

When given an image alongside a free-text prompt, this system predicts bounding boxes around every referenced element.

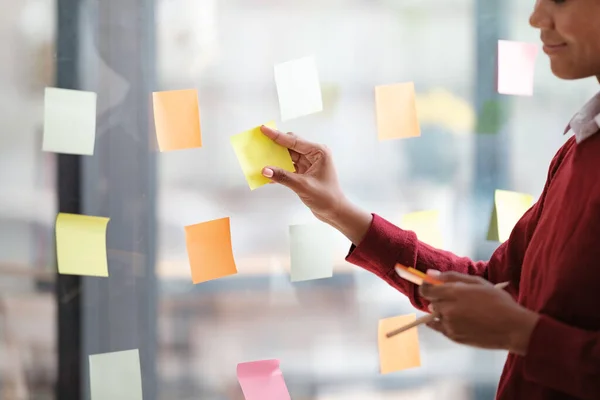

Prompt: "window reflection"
[1,0,596,399]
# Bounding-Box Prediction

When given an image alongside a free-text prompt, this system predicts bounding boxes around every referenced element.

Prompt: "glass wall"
[0,0,57,398]
[0,0,597,399]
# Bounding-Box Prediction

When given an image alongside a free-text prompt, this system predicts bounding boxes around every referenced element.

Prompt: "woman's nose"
[529,0,553,30]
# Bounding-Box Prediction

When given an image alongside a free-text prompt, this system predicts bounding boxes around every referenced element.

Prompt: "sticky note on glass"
[497,40,539,96]
[43,87,97,155]
[56,213,109,277]
[152,89,201,152]
[230,121,295,190]
[289,223,334,282]
[274,56,323,121]
[487,189,534,243]
[476,99,508,134]
[237,359,291,400]
[375,82,421,140]
[185,217,238,284]
[89,349,143,400]
[378,314,421,374]
[401,210,443,249]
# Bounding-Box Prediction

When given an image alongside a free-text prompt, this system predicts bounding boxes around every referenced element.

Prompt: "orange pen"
[394,263,444,286]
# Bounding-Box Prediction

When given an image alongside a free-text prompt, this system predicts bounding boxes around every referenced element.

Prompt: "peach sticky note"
[89,349,143,400]
[56,213,110,277]
[185,217,238,284]
[378,314,421,374]
[497,40,539,96]
[487,189,534,243]
[43,87,97,155]
[237,359,291,400]
[152,89,202,151]
[230,121,295,190]
[401,210,443,249]
[375,82,421,140]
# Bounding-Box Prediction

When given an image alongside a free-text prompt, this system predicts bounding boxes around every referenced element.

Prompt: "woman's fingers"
[260,125,314,154]
[426,319,446,334]
[262,166,305,192]
[289,150,301,163]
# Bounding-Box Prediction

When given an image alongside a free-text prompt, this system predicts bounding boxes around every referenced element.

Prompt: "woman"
[259,1,600,399]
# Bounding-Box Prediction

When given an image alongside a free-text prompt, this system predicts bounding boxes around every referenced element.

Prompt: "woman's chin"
[550,62,596,80]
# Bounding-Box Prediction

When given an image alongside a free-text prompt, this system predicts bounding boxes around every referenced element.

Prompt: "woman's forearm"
[325,200,373,246]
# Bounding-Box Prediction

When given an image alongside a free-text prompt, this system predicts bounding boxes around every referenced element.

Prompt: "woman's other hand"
[260,125,345,223]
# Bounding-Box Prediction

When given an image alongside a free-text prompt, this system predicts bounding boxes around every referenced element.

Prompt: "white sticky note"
[497,40,539,96]
[289,223,334,282]
[43,87,98,155]
[274,56,323,121]
[89,349,143,400]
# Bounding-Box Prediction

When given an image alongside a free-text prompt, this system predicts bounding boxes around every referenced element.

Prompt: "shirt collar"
[563,90,600,143]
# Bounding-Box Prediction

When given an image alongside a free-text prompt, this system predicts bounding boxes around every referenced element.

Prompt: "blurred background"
[0,0,597,399]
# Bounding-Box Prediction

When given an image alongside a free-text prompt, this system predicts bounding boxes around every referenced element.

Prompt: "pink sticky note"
[237,359,291,400]
[497,40,539,96]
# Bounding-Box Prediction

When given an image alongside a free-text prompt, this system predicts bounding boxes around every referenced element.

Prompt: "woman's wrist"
[507,309,540,356]
[324,199,372,246]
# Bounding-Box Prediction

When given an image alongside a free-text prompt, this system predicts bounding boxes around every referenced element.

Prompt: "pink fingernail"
[426,269,441,277]
[262,168,273,178]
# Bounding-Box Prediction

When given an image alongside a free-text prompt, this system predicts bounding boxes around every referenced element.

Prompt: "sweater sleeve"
[522,315,600,399]
[345,214,519,311]
[345,138,575,312]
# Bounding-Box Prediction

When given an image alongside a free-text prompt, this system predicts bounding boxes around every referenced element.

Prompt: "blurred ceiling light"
[18,0,53,42]
[157,0,219,85]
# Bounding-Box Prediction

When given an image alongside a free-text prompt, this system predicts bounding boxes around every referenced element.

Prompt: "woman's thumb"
[262,167,302,190]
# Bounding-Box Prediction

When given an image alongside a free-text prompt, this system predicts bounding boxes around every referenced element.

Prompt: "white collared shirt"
[564,91,600,143]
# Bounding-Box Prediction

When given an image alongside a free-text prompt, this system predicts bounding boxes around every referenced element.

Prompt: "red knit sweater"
[346,135,600,399]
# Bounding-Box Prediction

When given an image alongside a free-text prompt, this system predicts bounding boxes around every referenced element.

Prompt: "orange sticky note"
[378,314,421,374]
[185,217,238,284]
[375,82,421,140]
[152,89,202,152]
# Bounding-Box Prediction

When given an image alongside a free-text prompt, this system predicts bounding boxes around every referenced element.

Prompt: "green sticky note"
[89,349,143,400]
[43,87,98,155]
[476,99,507,134]
[486,190,534,243]
[320,82,341,116]
[230,121,295,190]
[56,213,110,277]
[486,205,499,242]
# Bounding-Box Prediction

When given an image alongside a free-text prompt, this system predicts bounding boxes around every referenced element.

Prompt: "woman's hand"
[260,125,345,222]
[420,272,539,355]
[260,125,372,244]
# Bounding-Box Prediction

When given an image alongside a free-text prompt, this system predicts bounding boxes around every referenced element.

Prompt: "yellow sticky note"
[401,210,443,249]
[185,217,238,284]
[375,82,421,140]
[487,189,534,243]
[230,122,295,190]
[152,89,202,152]
[378,314,421,374]
[56,213,110,277]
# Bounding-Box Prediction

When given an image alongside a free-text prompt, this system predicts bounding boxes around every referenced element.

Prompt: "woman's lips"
[543,43,567,55]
